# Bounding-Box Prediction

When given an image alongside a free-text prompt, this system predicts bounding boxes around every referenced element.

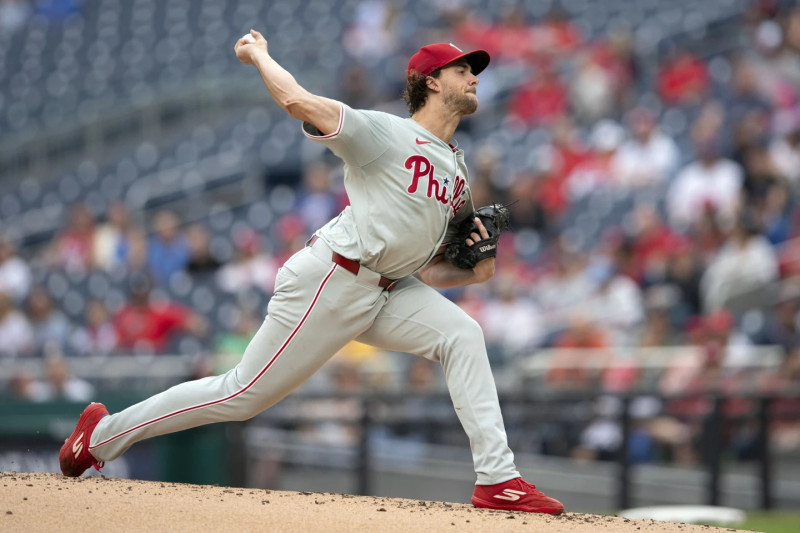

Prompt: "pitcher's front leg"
[356,277,519,485]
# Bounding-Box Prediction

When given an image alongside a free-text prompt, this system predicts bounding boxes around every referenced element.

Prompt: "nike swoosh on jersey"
[415,138,431,144]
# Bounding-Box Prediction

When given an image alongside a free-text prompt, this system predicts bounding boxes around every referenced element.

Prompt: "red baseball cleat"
[472,477,565,514]
[59,402,108,477]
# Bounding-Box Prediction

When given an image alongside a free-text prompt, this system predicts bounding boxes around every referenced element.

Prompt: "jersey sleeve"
[302,103,392,168]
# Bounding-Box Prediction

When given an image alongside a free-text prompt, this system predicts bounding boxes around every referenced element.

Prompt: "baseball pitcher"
[59,30,564,515]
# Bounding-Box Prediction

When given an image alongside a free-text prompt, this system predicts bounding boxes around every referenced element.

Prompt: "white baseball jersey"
[304,103,474,279]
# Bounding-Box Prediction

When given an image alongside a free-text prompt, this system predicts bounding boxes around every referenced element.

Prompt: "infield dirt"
[1,471,749,532]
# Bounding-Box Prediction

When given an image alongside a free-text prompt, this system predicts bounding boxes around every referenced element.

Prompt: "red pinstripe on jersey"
[89,264,338,450]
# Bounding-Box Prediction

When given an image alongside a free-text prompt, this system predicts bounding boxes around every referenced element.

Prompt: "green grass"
[706,512,800,533]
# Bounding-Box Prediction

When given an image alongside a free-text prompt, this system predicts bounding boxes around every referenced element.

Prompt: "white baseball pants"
[89,238,520,485]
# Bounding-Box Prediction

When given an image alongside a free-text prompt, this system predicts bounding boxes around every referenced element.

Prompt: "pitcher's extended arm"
[234,29,341,135]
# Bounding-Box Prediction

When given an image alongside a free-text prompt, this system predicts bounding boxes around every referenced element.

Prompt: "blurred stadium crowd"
[1,0,800,460]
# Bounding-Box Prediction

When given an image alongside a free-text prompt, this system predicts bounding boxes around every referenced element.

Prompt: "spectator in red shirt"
[507,60,568,125]
[113,273,208,354]
[657,48,710,105]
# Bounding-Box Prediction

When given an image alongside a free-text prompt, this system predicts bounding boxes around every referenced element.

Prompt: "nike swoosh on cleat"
[72,432,84,459]
[493,488,527,501]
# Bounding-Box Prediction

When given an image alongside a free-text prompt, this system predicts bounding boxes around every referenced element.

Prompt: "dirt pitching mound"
[1,472,742,532]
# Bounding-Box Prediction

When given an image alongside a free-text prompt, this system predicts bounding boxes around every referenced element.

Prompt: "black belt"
[308,236,398,291]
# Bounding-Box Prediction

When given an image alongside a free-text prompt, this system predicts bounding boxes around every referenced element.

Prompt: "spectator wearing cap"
[0,236,32,304]
[611,108,680,188]
[113,273,208,354]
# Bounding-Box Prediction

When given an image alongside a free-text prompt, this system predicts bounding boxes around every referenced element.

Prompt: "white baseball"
[240,33,256,44]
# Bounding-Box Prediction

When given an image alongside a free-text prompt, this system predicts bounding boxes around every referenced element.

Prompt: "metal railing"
[239,389,800,510]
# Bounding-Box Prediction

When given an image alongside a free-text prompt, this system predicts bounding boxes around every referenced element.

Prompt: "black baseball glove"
[445,203,511,269]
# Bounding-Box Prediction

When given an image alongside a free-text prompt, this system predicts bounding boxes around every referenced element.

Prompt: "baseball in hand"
[240,33,256,44]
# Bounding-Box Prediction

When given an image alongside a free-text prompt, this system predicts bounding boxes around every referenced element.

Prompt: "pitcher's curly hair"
[402,68,441,116]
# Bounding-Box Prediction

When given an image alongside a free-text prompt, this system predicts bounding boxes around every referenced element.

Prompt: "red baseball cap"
[407,42,490,77]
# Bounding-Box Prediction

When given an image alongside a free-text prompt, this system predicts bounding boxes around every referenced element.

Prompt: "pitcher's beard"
[444,91,478,115]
